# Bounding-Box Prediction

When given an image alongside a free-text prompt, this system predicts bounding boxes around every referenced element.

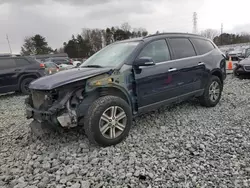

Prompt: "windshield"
[80,41,139,68]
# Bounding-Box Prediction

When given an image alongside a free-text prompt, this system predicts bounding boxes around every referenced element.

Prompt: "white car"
[72,61,82,67]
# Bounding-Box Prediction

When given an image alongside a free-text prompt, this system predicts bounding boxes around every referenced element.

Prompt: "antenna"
[6,34,12,55]
[193,12,198,34]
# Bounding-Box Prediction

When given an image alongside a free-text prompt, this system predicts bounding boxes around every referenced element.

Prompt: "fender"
[76,85,134,118]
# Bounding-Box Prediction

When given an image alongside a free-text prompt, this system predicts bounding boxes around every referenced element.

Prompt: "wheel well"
[212,71,223,83]
[97,87,130,105]
[18,75,38,89]
[77,87,132,119]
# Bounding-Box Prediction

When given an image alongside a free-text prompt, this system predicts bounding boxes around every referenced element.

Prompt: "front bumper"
[234,65,250,75]
[26,101,53,122]
[25,97,59,126]
[25,90,77,128]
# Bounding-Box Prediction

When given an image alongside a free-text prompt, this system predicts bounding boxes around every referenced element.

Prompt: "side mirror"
[134,57,155,67]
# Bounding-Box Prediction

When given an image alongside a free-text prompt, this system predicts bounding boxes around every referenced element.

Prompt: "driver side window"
[138,39,171,63]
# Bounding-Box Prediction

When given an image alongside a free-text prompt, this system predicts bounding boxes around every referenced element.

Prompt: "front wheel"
[199,75,222,107]
[84,96,132,147]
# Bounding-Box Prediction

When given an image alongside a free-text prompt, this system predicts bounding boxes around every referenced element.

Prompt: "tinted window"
[191,38,215,55]
[15,58,30,67]
[168,38,196,59]
[138,39,170,63]
[0,59,16,69]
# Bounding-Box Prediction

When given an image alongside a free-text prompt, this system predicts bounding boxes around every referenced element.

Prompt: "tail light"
[40,63,45,68]
[56,68,59,72]
[70,59,73,64]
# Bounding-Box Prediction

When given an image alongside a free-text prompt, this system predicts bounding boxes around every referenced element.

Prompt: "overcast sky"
[0,0,250,54]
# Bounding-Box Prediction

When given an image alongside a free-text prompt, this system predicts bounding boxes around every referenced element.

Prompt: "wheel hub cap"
[99,106,127,139]
[209,81,220,102]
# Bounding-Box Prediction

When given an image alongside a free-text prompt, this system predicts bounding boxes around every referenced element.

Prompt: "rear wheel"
[84,96,132,147]
[20,78,35,95]
[199,75,222,107]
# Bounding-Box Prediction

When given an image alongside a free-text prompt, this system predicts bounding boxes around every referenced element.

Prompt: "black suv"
[0,56,45,94]
[25,33,226,146]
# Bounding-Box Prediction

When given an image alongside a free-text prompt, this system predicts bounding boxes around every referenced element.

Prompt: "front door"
[133,39,183,109]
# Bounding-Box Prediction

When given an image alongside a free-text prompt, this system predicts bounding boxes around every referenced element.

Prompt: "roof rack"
[143,32,202,39]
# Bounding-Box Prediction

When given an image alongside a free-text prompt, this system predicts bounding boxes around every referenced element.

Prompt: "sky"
[0,0,250,54]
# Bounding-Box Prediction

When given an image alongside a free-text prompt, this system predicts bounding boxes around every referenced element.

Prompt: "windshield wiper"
[81,65,103,68]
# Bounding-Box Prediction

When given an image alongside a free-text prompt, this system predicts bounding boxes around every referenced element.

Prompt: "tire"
[199,75,222,107]
[84,96,132,147]
[20,78,35,95]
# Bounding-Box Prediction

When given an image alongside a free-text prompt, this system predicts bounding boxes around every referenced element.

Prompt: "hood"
[29,67,111,90]
[239,58,250,65]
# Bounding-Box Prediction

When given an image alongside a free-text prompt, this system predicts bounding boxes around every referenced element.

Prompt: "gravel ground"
[1,75,250,188]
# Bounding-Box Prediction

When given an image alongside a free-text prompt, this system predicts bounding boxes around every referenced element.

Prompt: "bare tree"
[121,22,131,32]
[82,28,103,53]
[200,29,219,40]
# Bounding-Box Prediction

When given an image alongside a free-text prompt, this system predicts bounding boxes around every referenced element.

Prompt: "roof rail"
[143,32,202,39]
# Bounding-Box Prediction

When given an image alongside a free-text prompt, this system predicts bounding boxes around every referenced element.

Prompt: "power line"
[6,34,12,55]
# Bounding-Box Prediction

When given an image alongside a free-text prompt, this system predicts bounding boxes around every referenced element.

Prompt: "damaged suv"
[25,33,226,146]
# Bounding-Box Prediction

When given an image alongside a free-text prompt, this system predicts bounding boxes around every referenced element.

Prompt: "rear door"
[189,38,217,88]
[167,37,205,93]
[0,58,18,93]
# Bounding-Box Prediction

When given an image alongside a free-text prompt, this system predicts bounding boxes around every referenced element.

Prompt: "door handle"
[198,62,205,66]
[168,68,177,72]
[15,69,21,71]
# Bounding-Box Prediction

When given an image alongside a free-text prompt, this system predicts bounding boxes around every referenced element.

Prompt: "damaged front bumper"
[25,90,78,128]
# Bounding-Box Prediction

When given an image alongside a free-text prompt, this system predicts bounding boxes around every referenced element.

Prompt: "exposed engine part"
[75,88,84,100]
[57,99,78,128]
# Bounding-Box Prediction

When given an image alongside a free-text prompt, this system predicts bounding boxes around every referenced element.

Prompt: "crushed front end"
[25,86,83,129]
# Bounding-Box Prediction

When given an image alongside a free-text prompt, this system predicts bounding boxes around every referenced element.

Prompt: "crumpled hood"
[239,58,250,65]
[29,67,111,90]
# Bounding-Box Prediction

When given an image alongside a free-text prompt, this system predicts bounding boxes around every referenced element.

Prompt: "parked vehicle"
[0,56,45,94]
[25,33,226,146]
[42,61,60,75]
[72,60,82,67]
[45,57,74,67]
[233,55,250,77]
[226,47,250,61]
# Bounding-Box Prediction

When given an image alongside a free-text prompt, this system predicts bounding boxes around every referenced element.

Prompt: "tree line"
[21,23,148,58]
[20,24,250,58]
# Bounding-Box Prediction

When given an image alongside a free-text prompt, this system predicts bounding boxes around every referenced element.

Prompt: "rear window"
[44,62,57,68]
[168,38,196,59]
[191,38,215,55]
[0,58,16,69]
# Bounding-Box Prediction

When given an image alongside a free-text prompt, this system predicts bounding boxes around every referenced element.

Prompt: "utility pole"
[6,34,12,55]
[220,23,223,45]
[193,12,198,34]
